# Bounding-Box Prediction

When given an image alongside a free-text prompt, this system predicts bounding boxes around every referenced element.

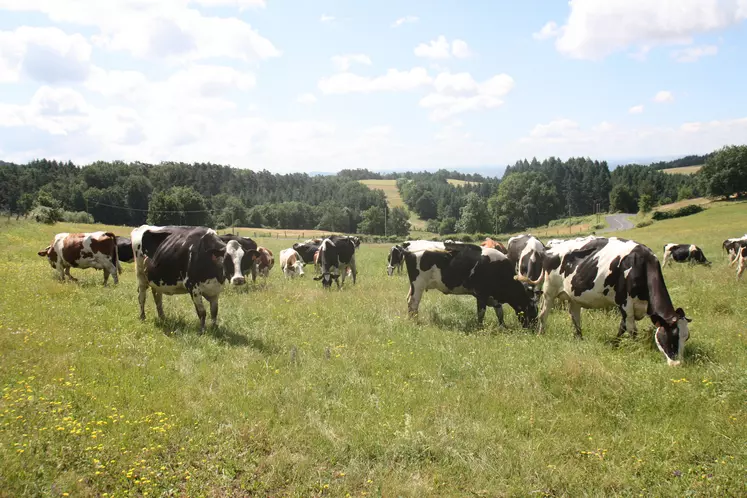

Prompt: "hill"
[662,165,703,175]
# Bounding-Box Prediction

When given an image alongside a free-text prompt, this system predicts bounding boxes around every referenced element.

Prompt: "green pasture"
[1,202,745,496]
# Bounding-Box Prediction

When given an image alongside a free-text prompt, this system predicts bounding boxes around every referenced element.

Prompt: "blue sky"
[1,0,746,173]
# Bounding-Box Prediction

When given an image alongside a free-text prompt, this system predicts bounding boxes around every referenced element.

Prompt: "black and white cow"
[516,236,691,366]
[662,243,711,266]
[313,235,360,289]
[219,234,260,284]
[723,235,747,266]
[293,239,322,273]
[735,240,747,280]
[387,244,406,276]
[507,234,546,281]
[132,225,235,332]
[402,240,540,328]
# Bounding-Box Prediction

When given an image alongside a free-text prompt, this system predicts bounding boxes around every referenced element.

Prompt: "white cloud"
[191,0,266,8]
[297,93,317,105]
[0,26,92,83]
[320,14,335,23]
[672,44,718,62]
[391,16,419,28]
[331,54,372,72]
[318,67,432,94]
[532,21,559,40]
[421,72,514,121]
[629,105,644,114]
[653,90,674,103]
[537,0,747,60]
[0,0,280,62]
[518,116,747,160]
[414,36,473,59]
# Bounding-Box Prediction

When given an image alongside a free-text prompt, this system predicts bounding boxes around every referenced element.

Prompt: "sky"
[1,0,747,174]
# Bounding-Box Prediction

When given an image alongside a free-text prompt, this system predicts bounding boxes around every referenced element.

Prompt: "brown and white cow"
[255,247,274,278]
[480,237,507,254]
[279,248,305,278]
[38,231,119,285]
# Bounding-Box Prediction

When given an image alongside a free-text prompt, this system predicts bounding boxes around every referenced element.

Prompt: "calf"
[516,236,691,366]
[313,235,360,289]
[387,244,406,276]
[507,234,546,282]
[38,231,119,285]
[662,243,710,266]
[480,237,508,254]
[220,234,260,284]
[402,240,539,328]
[132,225,233,332]
[280,248,305,278]
[255,247,274,278]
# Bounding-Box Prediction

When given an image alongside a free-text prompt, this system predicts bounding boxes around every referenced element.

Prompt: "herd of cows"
[35,225,747,367]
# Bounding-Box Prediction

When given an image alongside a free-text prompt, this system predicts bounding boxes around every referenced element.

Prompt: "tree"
[358,206,386,235]
[638,193,654,214]
[699,144,747,199]
[316,202,348,232]
[609,184,637,213]
[125,175,153,225]
[414,191,438,220]
[388,207,411,236]
[17,193,34,219]
[438,217,457,235]
[219,196,248,228]
[455,192,489,233]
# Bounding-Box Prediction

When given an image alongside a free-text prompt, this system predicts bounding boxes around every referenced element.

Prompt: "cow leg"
[190,291,207,333]
[568,302,582,338]
[138,283,148,320]
[536,290,556,335]
[476,298,487,327]
[617,302,638,339]
[251,263,258,283]
[103,269,110,286]
[494,305,505,327]
[407,284,423,316]
[108,260,119,285]
[64,266,77,282]
[737,257,746,280]
[349,257,357,284]
[207,296,219,328]
[152,289,165,320]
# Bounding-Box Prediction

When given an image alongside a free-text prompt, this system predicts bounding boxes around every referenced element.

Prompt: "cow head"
[313,270,338,288]
[515,287,542,328]
[387,245,403,276]
[37,245,57,268]
[196,231,227,277]
[224,240,260,285]
[652,307,691,366]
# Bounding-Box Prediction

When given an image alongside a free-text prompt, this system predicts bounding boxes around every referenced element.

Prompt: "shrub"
[30,206,62,224]
[636,220,653,228]
[651,204,705,221]
[60,211,94,224]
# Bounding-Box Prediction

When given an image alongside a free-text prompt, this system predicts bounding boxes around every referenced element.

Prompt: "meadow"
[661,165,703,175]
[0,202,745,497]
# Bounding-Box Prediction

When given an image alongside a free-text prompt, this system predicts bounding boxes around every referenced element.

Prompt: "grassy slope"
[662,165,703,175]
[1,203,746,496]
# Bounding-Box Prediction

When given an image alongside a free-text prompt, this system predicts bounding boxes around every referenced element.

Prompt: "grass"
[358,180,404,209]
[1,204,746,497]
[662,165,703,175]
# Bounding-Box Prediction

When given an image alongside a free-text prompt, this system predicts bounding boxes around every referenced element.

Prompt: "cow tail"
[111,235,120,273]
[514,272,544,287]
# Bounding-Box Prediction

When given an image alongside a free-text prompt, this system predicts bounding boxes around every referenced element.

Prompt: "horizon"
[1,1,746,173]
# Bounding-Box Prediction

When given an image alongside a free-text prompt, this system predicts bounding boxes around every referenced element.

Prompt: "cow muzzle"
[230,275,246,285]
[387,265,394,276]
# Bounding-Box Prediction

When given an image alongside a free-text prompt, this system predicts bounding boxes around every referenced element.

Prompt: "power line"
[89,200,219,214]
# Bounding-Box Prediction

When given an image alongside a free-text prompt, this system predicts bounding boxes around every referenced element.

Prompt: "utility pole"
[384,207,387,237]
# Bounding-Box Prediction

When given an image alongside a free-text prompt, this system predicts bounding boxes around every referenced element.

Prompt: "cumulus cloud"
[331,54,372,72]
[421,72,514,121]
[414,36,473,59]
[672,44,718,62]
[536,0,747,60]
[0,27,92,83]
[653,90,674,103]
[391,16,419,28]
[318,67,432,94]
[629,105,644,114]
[320,14,335,23]
[297,93,317,104]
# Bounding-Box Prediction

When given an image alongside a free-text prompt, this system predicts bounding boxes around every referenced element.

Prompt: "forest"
[0,144,744,236]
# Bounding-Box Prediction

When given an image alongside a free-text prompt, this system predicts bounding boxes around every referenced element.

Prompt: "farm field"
[662,165,703,175]
[358,179,404,208]
[1,203,746,496]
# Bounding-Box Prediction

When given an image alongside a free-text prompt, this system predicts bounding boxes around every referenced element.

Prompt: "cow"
[131,225,233,332]
[735,241,747,280]
[480,237,508,254]
[219,234,260,285]
[313,235,360,289]
[255,247,274,278]
[292,239,322,272]
[387,244,406,276]
[38,231,119,285]
[515,236,692,366]
[507,234,546,282]
[280,248,305,278]
[723,235,747,266]
[116,236,134,264]
[546,239,565,248]
[401,240,540,328]
[662,243,711,266]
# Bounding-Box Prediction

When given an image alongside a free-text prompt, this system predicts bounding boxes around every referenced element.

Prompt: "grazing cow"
[219,234,260,284]
[507,234,546,282]
[662,243,711,266]
[131,225,233,332]
[723,235,747,266]
[546,239,565,248]
[280,248,305,278]
[387,244,406,276]
[38,231,119,285]
[255,247,274,278]
[516,236,691,366]
[293,240,321,273]
[480,237,508,254]
[402,241,540,328]
[313,235,360,289]
[116,236,134,264]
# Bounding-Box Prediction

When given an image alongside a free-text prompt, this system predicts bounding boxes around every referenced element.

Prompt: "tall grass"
[1,204,745,496]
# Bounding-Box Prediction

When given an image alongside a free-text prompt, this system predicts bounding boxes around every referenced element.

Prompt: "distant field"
[656,197,712,211]
[662,165,702,175]
[226,227,338,240]
[359,179,404,208]
[446,179,478,186]
[1,202,745,496]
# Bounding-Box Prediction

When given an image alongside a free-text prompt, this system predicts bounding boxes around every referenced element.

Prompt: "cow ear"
[650,314,666,328]
[675,307,692,323]
[38,247,49,257]
[534,290,543,297]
